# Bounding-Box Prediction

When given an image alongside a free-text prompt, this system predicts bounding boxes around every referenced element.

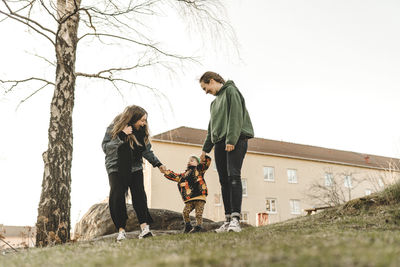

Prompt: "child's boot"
[183,222,193,233]
[189,225,204,233]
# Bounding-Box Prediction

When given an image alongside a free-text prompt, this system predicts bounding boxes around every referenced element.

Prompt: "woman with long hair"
[102,105,166,241]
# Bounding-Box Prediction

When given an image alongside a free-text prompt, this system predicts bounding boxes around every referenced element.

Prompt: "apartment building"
[144,126,399,226]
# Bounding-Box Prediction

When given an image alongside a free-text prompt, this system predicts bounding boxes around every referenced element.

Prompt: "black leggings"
[214,138,248,218]
[108,170,153,230]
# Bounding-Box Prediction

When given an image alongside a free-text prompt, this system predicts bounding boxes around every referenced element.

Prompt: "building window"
[266,198,277,213]
[214,193,221,206]
[242,178,248,197]
[287,169,298,184]
[378,178,384,188]
[324,172,333,187]
[264,166,275,182]
[240,212,249,224]
[365,189,372,196]
[289,199,301,214]
[344,175,352,188]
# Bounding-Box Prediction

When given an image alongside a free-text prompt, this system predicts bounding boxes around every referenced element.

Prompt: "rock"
[73,203,221,241]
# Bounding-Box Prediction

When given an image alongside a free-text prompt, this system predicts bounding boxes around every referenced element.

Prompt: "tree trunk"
[35,0,81,247]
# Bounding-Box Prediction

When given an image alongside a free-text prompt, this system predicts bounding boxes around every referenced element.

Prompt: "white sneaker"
[215,221,230,233]
[227,218,241,232]
[138,225,153,239]
[116,229,126,241]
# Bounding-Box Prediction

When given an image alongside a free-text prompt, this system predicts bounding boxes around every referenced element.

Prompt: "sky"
[0,0,400,228]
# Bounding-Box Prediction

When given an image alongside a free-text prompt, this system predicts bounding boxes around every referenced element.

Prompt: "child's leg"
[194,200,206,226]
[182,201,196,223]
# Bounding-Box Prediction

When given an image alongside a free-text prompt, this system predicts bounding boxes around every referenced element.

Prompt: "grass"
[3,185,400,266]
[3,224,400,267]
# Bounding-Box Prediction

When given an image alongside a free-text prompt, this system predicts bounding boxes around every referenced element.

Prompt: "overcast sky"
[1,0,399,227]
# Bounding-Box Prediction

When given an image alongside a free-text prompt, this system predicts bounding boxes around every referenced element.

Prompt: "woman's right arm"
[101,125,124,154]
[201,121,214,156]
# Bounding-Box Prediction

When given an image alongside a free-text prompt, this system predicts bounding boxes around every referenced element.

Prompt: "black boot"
[189,225,204,234]
[183,222,193,233]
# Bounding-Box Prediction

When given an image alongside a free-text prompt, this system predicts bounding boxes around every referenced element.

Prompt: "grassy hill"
[2,183,400,266]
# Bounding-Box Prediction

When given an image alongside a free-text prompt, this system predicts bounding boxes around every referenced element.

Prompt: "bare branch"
[39,0,58,22]
[174,0,240,58]
[0,0,34,23]
[79,9,150,42]
[0,11,55,45]
[75,72,156,89]
[366,159,400,192]
[305,168,367,206]
[0,237,18,252]
[25,50,56,67]
[110,80,124,99]
[76,70,169,105]
[27,0,34,24]
[82,0,161,17]
[0,76,54,110]
[15,82,53,110]
[1,77,55,94]
[1,0,56,36]
[81,8,95,32]
[78,33,195,61]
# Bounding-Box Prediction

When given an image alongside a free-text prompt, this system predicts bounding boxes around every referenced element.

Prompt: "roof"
[152,126,400,171]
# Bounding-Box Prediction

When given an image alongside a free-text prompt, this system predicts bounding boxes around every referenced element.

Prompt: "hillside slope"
[2,183,400,266]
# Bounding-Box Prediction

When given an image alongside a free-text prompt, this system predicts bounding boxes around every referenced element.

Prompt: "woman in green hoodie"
[199,71,254,233]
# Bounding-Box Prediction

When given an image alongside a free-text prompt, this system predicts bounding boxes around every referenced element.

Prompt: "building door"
[256,212,269,226]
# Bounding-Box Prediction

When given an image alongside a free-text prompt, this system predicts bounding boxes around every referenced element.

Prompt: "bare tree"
[0,0,235,246]
[366,159,400,193]
[306,168,365,207]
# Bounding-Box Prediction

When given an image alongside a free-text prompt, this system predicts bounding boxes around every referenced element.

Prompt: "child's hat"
[191,155,200,163]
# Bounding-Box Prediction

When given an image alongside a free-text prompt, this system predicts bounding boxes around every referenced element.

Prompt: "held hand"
[122,125,133,135]
[225,144,235,152]
[200,151,207,162]
[159,165,167,174]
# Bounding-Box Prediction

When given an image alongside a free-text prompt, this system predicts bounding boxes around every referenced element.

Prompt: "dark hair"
[199,71,225,84]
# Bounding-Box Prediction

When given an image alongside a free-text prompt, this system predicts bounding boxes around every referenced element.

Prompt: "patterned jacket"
[164,156,211,202]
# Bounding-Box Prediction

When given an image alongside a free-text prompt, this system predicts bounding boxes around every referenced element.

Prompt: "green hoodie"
[202,80,254,153]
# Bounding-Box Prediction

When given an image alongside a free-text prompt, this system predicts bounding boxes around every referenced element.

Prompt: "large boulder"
[73,202,221,241]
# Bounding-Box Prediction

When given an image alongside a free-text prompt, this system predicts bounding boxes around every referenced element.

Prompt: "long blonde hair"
[111,105,150,149]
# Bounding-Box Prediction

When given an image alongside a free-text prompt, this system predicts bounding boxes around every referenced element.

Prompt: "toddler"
[163,155,211,233]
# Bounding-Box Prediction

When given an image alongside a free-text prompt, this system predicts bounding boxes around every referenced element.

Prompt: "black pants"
[214,138,248,218]
[108,170,153,230]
